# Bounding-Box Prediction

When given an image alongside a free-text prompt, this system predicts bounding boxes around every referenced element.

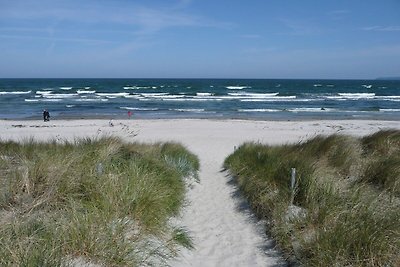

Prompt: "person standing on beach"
[128,110,132,119]
[43,109,50,122]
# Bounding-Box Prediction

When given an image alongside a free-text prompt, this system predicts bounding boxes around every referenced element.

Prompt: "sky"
[1,0,400,79]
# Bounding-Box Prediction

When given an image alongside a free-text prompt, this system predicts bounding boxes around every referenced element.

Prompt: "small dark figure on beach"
[128,111,132,119]
[43,109,50,122]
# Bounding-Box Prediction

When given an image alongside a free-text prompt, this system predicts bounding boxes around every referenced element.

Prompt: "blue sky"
[1,0,399,79]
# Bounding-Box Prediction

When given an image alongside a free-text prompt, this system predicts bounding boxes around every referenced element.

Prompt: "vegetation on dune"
[0,137,199,266]
[224,130,400,267]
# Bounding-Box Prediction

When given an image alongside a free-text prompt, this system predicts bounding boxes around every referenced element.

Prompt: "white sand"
[1,119,399,267]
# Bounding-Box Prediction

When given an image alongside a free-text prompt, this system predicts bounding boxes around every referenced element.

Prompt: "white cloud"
[363,26,400,32]
[0,0,230,36]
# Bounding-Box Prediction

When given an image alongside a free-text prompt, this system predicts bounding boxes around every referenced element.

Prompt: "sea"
[0,78,399,120]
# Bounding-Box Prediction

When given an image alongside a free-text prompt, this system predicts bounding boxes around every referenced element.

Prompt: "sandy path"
[1,119,400,267]
[158,126,287,267]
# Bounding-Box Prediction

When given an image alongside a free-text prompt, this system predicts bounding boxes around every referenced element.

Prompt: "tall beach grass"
[0,137,199,266]
[224,130,400,266]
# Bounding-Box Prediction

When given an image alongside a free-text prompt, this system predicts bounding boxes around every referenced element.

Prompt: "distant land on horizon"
[376,77,400,80]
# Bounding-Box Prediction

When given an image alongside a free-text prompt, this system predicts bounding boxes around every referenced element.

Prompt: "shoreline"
[2,116,400,122]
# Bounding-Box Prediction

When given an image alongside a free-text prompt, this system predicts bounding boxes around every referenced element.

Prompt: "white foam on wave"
[120,107,158,111]
[144,94,185,99]
[0,90,32,95]
[141,93,169,97]
[288,107,335,112]
[36,91,53,95]
[240,96,296,102]
[172,108,205,112]
[60,87,73,90]
[380,108,400,112]
[362,85,372,89]
[66,105,75,108]
[42,99,63,102]
[42,93,78,99]
[123,86,152,90]
[228,92,279,98]
[96,92,129,97]
[374,95,400,99]
[313,84,323,87]
[77,90,96,94]
[75,98,109,102]
[24,99,39,102]
[124,95,143,99]
[331,93,376,100]
[143,98,223,102]
[338,93,375,97]
[196,92,214,96]
[226,86,250,90]
[238,109,280,112]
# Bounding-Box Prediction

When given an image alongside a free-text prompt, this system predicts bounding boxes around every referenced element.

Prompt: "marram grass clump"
[224,130,400,267]
[0,137,199,266]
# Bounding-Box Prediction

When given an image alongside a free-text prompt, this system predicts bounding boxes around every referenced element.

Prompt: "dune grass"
[224,130,400,267]
[0,137,199,266]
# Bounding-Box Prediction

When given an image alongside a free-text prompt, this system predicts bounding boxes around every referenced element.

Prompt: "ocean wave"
[142,94,185,99]
[226,86,250,90]
[124,95,143,99]
[75,98,109,102]
[142,98,223,102]
[41,99,64,102]
[288,108,335,112]
[362,85,372,89]
[238,109,280,112]
[36,91,53,95]
[374,95,400,99]
[196,92,214,96]
[66,105,75,108]
[313,84,323,87]
[240,96,297,102]
[338,93,375,96]
[42,93,78,99]
[120,107,159,111]
[380,109,400,112]
[0,90,32,95]
[123,86,152,90]
[24,99,39,102]
[171,108,205,112]
[330,93,376,100]
[96,92,129,97]
[77,90,96,94]
[60,87,73,90]
[228,92,279,97]
[141,93,169,97]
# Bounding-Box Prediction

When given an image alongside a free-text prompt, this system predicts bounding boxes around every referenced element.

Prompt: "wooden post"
[291,168,296,204]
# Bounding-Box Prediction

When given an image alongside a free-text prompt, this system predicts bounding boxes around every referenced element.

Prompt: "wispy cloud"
[328,9,350,20]
[0,0,230,36]
[0,0,232,57]
[363,26,400,32]
[278,18,321,36]
[329,9,350,15]
[0,34,115,45]
[239,34,262,39]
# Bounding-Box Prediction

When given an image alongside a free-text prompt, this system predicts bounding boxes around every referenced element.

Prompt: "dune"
[1,119,399,266]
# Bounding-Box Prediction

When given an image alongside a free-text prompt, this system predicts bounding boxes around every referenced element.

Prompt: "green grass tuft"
[0,137,199,266]
[224,130,400,266]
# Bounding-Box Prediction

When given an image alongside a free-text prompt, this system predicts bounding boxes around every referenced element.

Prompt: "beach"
[1,119,400,266]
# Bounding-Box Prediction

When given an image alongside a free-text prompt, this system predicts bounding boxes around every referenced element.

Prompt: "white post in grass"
[291,168,296,204]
